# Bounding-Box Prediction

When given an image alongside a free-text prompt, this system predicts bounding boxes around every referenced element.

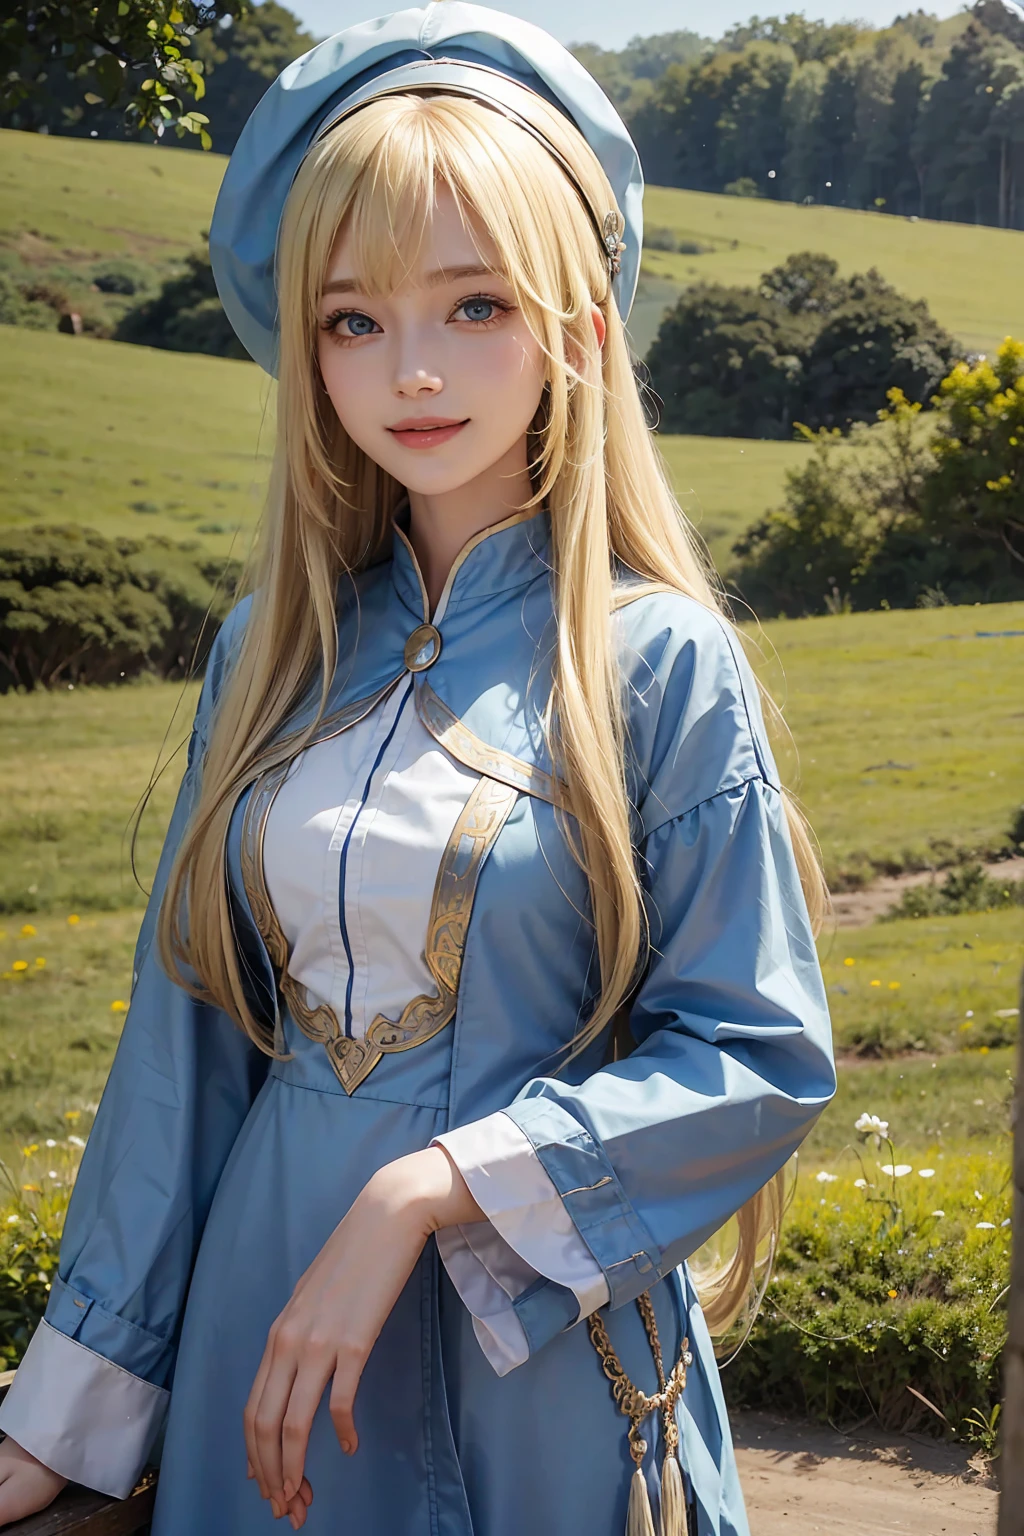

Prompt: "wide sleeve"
[436,595,836,1366]
[0,602,270,1499]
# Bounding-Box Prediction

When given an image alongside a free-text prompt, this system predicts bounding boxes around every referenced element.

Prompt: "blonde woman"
[0,7,835,1534]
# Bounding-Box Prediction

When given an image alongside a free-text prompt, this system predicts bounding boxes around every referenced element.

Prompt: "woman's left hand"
[244,1145,484,1527]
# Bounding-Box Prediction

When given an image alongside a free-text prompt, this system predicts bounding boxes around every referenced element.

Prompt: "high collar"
[390,507,552,622]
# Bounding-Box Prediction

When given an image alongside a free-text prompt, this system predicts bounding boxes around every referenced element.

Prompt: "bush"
[0,1141,78,1371]
[646,252,960,439]
[725,1131,1008,1447]
[115,248,250,360]
[0,526,241,690]
[884,862,1024,920]
[731,345,1024,614]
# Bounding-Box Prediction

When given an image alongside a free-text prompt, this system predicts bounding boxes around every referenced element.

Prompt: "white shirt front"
[261,678,609,1375]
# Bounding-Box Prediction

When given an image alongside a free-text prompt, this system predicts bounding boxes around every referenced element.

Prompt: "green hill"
[3,128,1023,357]
[0,326,808,568]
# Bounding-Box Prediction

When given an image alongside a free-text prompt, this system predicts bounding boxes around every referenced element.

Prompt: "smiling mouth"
[386,418,469,449]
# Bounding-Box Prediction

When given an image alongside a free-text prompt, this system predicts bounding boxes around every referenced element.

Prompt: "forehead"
[324,183,503,290]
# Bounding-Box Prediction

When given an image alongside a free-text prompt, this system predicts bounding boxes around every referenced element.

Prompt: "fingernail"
[290,1518,300,1532]
[247,1464,254,1480]
[340,1440,351,1455]
[283,1480,295,1502]
[270,1499,282,1518]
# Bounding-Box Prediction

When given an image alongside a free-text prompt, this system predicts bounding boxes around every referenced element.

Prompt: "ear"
[590,302,607,352]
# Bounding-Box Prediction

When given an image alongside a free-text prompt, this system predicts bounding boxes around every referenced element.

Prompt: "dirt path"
[733,1412,998,1535]
[828,856,1024,928]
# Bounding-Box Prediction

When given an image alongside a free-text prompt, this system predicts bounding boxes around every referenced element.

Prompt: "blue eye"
[459,298,497,323]
[340,312,378,337]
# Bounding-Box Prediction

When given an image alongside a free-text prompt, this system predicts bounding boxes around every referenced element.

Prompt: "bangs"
[296,92,601,323]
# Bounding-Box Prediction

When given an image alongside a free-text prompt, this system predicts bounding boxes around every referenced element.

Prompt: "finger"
[280,1362,332,1503]
[300,1477,313,1505]
[252,1351,299,1507]
[327,1348,364,1457]
[244,1340,278,1500]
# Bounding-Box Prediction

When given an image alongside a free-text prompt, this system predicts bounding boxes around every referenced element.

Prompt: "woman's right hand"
[0,1436,67,1526]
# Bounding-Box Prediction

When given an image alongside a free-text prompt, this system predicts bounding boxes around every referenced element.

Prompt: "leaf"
[200,128,212,151]
[906,1385,950,1425]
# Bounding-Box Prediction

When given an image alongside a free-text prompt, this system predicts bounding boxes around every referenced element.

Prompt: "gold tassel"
[626,1465,657,1536]
[659,1450,687,1536]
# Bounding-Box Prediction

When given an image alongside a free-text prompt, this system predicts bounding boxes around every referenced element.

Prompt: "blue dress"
[0,510,835,1535]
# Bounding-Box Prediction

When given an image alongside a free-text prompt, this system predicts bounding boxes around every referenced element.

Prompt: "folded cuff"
[434,1111,609,1374]
[0,1320,168,1499]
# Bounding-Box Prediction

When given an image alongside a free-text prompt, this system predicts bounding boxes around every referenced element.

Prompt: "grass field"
[642,183,1024,357]
[3,127,1023,356]
[0,326,809,568]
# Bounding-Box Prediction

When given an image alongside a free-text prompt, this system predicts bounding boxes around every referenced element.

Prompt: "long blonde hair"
[158,89,826,1338]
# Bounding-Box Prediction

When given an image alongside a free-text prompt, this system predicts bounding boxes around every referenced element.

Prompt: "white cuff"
[0,1320,168,1499]
[434,1111,609,1376]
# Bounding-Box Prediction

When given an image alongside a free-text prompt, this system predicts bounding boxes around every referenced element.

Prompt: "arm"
[0,603,270,1503]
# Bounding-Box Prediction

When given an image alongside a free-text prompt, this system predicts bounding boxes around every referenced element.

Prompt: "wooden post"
[998,972,1024,1536]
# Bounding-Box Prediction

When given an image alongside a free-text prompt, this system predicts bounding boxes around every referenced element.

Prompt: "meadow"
[4,127,1024,356]
[0,325,807,569]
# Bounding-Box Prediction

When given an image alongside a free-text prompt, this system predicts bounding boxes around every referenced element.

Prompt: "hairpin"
[602,211,626,278]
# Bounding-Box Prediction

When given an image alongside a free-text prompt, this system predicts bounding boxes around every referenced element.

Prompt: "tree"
[645,252,960,439]
[0,1,249,146]
[191,1,316,153]
[802,270,959,429]
[114,246,250,358]
[645,280,812,439]
[730,343,1024,617]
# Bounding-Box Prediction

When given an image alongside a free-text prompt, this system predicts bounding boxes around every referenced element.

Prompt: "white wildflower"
[67,1135,85,1149]
[5,1215,17,1225]
[815,1171,838,1184]
[854,1112,889,1138]
[931,1210,945,1218]
[879,1163,912,1177]
[976,1222,996,1231]
[918,1169,935,1178]
[44,1139,56,1148]
[854,1178,868,1189]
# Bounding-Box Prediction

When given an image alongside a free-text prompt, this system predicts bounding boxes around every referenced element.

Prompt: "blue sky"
[288,1,970,51]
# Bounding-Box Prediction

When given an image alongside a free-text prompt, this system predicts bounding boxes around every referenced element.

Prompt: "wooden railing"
[0,1373,155,1535]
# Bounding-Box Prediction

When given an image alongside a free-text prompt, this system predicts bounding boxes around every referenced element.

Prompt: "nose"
[393,363,443,399]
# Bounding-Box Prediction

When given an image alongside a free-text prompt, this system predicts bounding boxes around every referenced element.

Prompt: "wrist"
[365,1148,484,1236]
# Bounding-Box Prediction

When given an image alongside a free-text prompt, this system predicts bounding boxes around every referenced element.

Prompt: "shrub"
[0,1140,78,1371]
[115,249,250,361]
[646,252,960,439]
[0,526,241,690]
[884,862,1024,920]
[725,1127,1009,1447]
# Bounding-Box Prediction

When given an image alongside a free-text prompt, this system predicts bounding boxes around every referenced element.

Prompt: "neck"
[405,437,534,614]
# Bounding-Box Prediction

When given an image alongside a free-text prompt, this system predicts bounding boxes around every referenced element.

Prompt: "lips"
[387,417,469,449]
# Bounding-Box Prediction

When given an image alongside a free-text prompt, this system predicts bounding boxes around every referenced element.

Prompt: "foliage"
[726,1137,1010,1444]
[189,0,315,153]
[0,525,239,690]
[0,1143,78,1369]
[732,341,1024,613]
[114,245,249,357]
[884,861,1024,920]
[0,1,249,146]
[646,252,959,439]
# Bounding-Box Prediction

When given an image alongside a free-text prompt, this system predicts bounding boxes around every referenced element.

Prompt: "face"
[316,185,547,498]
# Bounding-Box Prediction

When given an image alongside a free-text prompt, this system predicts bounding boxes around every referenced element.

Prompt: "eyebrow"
[321,263,498,298]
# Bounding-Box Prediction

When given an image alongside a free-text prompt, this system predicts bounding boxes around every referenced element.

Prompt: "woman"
[0,6,835,1533]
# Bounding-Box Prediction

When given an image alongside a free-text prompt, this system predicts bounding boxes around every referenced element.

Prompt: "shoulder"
[612,581,780,834]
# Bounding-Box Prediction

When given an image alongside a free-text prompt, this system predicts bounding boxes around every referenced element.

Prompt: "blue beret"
[209,1,644,374]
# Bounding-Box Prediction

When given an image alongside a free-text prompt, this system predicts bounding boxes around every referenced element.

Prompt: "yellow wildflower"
[63,1110,81,1123]
[980,1045,990,1055]
[12,961,28,973]
[19,924,36,938]
[34,958,45,969]
[111,1000,127,1013]
[67,914,80,926]
[21,1184,40,1194]
[870,979,881,988]
[888,981,900,990]
[843,957,855,967]
[887,1289,898,1299]
[20,1144,38,1156]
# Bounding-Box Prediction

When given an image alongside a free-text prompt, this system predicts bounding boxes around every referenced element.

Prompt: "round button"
[404,623,442,673]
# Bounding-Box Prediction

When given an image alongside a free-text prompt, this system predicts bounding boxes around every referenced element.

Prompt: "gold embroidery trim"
[241,741,519,1094]
[588,1294,692,1467]
[416,681,568,811]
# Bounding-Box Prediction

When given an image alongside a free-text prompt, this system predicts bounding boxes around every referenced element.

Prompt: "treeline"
[610,2,1024,230]
[5,3,1024,232]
